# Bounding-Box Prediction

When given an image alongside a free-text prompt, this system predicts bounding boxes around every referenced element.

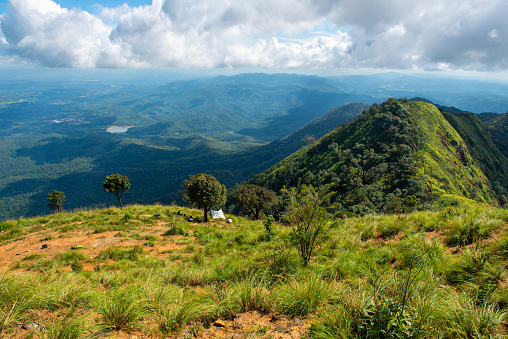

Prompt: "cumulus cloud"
[0,0,507,70]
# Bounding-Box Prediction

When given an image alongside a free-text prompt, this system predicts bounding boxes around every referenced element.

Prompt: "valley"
[0,71,507,220]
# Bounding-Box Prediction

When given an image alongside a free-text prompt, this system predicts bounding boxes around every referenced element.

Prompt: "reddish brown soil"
[0,220,191,271]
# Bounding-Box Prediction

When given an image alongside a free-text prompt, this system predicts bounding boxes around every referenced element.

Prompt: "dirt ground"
[0,220,186,271]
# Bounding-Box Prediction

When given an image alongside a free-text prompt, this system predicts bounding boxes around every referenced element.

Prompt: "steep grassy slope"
[481,112,508,160]
[251,99,498,214]
[441,111,508,187]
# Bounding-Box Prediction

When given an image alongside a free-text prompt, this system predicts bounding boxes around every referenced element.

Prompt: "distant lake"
[107,126,132,133]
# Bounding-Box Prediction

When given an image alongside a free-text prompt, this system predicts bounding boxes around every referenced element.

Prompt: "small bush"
[58,251,87,266]
[71,261,83,272]
[163,224,188,236]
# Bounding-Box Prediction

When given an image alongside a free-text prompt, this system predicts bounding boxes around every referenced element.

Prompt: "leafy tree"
[103,174,131,208]
[234,183,277,219]
[47,190,65,213]
[282,183,334,266]
[184,173,226,222]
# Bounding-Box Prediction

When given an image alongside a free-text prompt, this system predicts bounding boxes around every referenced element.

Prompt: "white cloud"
[0,0,507,70]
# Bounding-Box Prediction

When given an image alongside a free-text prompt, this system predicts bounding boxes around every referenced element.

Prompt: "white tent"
[210,209,226,220]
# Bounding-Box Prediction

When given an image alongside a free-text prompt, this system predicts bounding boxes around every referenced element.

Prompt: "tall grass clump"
[154,296,210,334]
[445,219,486,246]
[58,250,87,266]
[233,274,272,313]
[33,273,92,310]
[321,251,370,281]
[94,287,146,331]
[308,304,356,339]
[444,248,502,286]
[263,245,299,282]
[97,245,144,261]
[436,293,507,338]
[275,275,332,317]
[35,311,93,339]
[0,271,34,333]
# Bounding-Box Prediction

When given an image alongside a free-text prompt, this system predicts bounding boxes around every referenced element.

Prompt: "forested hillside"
[0,99,367,220]
[251,99,505,214]
[479,112,508,160]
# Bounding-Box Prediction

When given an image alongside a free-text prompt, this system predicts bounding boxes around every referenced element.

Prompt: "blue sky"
[0,1,149,14]
[0,0,507,76]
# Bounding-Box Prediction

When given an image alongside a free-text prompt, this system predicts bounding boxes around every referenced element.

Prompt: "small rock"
[290,318,304,327]
[214,319,226,327]
[275,325,289,333]
[270,314,283,322]
[22,321,43,331]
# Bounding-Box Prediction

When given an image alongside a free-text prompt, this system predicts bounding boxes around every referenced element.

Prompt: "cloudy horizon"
[0,0,506,74]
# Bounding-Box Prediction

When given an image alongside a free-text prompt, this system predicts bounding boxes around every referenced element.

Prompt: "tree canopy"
[103,174,131,208]
[47,190,65,213]
[234,183,277,219]
[184,173,226,222]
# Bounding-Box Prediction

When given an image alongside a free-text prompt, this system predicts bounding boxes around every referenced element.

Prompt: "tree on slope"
[47,190,65,213]
[283,183,334,266]
[234,183,277,219]
[103,174,131,208]
[184,173,226,222]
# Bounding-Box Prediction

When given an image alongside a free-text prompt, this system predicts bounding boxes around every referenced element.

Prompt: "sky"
[0,0,507,76]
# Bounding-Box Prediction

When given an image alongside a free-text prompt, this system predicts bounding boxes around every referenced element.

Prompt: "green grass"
[0,204,507,337]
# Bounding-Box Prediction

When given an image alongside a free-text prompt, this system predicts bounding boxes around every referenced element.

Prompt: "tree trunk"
[203,206,208,222]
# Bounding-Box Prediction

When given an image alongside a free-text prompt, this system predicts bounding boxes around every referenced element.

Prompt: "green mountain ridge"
[251,99,503,214]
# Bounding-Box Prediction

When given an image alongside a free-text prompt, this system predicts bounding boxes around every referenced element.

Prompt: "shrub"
[163,224,188,236]
[58,251,87,266]
[356,297,420,339]
[282,183,334,266]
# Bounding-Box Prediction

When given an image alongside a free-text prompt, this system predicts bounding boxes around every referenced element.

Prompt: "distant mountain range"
[0,72,507,220]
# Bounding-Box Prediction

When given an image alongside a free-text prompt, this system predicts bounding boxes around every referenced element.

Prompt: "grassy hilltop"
[0,203,508,338]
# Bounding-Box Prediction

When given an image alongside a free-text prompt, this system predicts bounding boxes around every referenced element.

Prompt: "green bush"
[58,251,87,266]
